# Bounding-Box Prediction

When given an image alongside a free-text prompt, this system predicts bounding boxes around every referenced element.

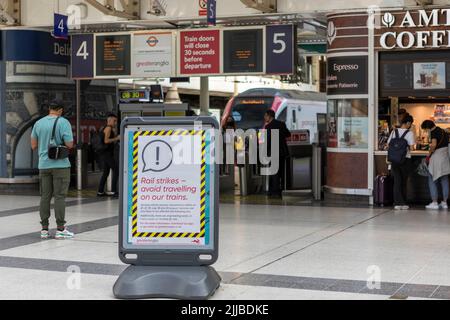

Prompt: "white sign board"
[123,126,214,249]
[132,31,175,78]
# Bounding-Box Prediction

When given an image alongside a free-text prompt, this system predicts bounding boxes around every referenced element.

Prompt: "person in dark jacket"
[97,114,120,198]
[263,109,291,198]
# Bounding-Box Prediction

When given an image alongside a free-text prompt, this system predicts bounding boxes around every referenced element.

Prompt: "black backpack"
[388,129,409,165]
[91,126,108,153]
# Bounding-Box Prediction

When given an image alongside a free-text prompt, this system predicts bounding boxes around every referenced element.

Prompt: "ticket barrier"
[283,131,323,200]
[236,133,265,196]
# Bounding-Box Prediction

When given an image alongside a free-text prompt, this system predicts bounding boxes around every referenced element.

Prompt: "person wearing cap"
[31,102,75,240]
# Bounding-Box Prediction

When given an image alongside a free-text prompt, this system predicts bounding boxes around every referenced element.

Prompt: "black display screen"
[380,50,450,98]
[223,29,263,74]
[96,34,131,77]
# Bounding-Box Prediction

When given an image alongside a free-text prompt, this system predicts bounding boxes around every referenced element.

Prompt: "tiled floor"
[0,194,449,300]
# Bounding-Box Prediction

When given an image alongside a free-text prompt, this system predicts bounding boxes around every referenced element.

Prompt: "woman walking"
[421,120,450,210]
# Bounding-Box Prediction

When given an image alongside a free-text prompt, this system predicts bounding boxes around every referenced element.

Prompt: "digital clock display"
[119,90,149,103]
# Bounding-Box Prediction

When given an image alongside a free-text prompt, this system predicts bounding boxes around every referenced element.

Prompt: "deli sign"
[380,9,450,50]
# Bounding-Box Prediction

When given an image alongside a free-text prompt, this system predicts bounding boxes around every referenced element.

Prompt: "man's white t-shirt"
[387,128,416,158]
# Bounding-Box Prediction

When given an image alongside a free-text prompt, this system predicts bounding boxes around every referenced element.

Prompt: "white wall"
[278,0,405,12]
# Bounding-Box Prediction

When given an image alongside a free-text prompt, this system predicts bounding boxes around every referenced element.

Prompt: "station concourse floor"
[0,192,449,300]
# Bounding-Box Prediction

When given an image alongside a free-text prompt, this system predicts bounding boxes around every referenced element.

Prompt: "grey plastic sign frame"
[119,117,219,266]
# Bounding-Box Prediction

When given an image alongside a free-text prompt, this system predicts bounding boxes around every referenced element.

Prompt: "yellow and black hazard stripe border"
[130,129,207,239]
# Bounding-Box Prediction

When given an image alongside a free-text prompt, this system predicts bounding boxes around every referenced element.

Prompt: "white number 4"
[58,19,65,33]
[76,41,89,60]
[273,33,286,54]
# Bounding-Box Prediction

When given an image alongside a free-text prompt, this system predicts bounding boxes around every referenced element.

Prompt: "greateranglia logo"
[146,36,159,47]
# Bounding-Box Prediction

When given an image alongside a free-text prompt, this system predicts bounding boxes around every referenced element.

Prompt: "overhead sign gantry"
[71,24,296,80]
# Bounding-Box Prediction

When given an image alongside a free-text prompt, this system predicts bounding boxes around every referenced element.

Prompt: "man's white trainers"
[40,230,50,239]
[440,202,448,210]
[402,206,410,210]
[426,202,440,210]
[55,229,74,240]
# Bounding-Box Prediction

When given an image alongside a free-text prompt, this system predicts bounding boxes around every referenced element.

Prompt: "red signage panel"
[179,29,220,75]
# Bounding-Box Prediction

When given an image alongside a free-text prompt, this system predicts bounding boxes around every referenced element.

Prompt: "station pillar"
[200,76,210,115]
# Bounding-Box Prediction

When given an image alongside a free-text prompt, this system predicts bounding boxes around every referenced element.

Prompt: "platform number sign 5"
[272,33,287,54]
[266,25,294,75]
[71,34,94,79]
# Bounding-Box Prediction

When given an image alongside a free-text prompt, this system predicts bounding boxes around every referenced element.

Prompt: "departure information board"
[223,28,263,74]
[96,34,131,77]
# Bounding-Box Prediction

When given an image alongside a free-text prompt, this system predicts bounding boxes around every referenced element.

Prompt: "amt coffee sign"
[379,9,450,50]
[327,56,368,95]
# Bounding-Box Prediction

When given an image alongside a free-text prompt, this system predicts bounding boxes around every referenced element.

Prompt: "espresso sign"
[327,56,368,95]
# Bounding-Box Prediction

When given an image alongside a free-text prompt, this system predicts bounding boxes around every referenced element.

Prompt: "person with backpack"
[387,115,416,210]
[421,120,450,210]
[95,114,120,198]
[30,101,75,239]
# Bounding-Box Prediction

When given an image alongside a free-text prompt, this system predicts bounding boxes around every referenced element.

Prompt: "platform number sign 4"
[266,25,294,75]
[54,13,68,39]
[77,41,89,60]
[71,34,94,79]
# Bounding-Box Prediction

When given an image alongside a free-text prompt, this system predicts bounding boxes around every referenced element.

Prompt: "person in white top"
[387,115,416,210]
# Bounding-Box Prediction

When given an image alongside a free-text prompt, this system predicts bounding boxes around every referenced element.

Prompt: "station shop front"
[325,7,450,204]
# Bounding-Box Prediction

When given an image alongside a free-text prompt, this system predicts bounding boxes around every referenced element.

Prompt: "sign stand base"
[113,265,221,300]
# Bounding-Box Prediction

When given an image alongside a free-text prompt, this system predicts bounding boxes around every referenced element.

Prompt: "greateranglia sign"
[380,9,450,50]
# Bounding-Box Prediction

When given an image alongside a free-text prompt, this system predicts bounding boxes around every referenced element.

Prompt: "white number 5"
[273,33,286,54]
[76,41,89,60]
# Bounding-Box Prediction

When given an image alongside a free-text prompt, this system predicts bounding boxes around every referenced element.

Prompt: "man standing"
[31,102,74,240]
[264,109,291,198]
[97,114,120,198]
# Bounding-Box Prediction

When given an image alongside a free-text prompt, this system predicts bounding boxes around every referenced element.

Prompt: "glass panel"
[336,99,369,149]
[327,100,338,148]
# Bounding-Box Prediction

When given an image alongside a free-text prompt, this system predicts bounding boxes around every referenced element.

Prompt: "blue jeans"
[427,174,449,202]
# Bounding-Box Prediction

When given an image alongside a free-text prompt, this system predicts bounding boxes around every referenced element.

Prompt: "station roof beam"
[85,0,140,20]
[240,0,277,13]
[0,0,20,26]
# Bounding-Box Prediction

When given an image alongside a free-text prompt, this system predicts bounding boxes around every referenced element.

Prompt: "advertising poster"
[132,32,174,78]
[179,29,220,75]
[414,62,446,90]
[127,129,211,246]
[337,117,369,149]
[327,117,338,148]
[433,104,450,124]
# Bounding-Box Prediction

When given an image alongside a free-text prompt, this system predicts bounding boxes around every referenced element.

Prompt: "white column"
[367,9,376,204]
[200,76,210,115]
